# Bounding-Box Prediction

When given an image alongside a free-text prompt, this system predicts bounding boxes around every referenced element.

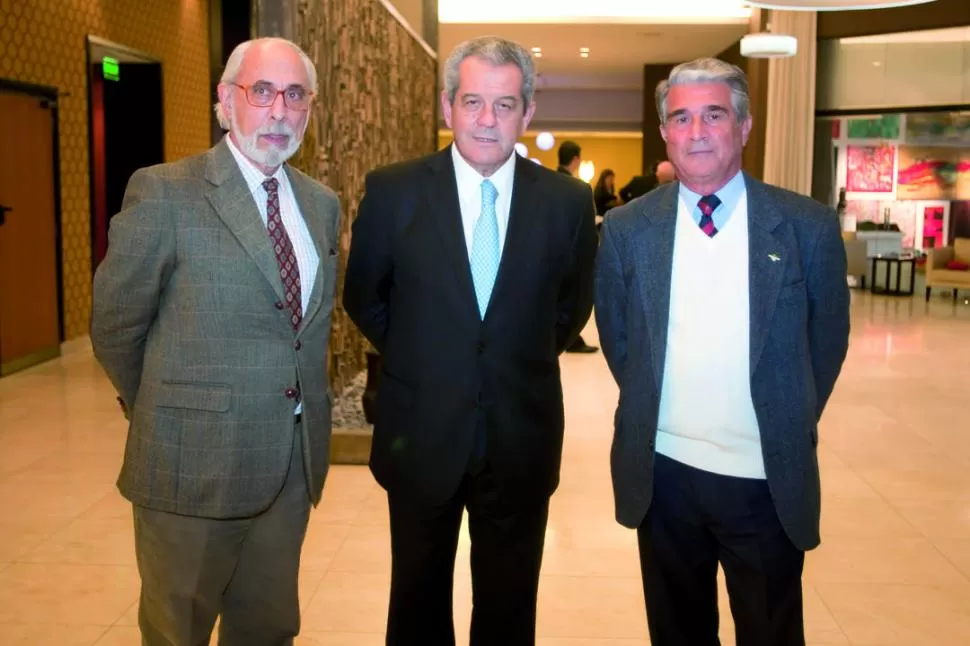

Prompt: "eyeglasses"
[230,82,314,111]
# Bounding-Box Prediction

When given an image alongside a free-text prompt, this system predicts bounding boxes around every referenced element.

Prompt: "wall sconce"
[578,160,595,183]
[535,132,556,151]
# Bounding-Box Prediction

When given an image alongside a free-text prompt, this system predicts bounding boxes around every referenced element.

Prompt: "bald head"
[215,37,317,174]
[656,160,676,184]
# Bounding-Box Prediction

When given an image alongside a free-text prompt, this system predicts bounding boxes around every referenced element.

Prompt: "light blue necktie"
[470,179,500,319]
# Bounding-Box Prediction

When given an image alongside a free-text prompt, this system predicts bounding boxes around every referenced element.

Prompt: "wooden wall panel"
[257,0,438,392]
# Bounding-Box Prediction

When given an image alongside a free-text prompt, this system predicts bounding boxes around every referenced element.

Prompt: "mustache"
[257,123,296,136]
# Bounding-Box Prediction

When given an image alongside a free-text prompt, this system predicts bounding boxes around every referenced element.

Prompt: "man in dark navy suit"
[343,35,596,646]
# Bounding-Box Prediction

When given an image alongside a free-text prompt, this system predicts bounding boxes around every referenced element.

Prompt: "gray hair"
[655,58,749,125]
[214,37,318,130]
[443,36,537,108]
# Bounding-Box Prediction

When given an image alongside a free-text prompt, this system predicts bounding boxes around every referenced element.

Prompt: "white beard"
[231,114,306,169]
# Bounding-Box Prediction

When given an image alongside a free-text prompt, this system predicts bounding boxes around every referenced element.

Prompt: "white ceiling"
[438,21,750,91]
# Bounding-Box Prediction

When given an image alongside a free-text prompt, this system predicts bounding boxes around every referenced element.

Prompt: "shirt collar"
[225,134,287,193]
[451,143,517,198]
[678,170,745,210]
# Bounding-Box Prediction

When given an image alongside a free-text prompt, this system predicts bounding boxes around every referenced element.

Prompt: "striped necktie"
[698,194,721,238]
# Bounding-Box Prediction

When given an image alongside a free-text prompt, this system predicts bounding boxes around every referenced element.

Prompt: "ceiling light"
[740,33,797,58]
[743,0,936,10]
[439,0,752,23]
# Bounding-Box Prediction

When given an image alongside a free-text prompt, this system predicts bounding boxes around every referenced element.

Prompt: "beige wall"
[0,0,211,339]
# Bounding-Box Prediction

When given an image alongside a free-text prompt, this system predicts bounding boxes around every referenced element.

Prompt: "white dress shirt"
[451,144,516,261]
[226,135,319,414]
[225,135,319,317]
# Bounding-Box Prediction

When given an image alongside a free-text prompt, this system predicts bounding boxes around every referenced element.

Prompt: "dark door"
[0,90,61,375]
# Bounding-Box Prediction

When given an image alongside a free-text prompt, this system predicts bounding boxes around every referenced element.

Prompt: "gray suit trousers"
[133,424,311,646]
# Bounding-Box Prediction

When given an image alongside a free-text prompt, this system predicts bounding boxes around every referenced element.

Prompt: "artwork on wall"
[905,113,970,147]
[847,114,901,140]
[897,146,970,200]
[846,145,895,193]
[920,204,948,249]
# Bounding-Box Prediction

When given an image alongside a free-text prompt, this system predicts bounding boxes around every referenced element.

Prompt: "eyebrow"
[668,105,730,118]
[251,80,307,88]
[460,93,518,103]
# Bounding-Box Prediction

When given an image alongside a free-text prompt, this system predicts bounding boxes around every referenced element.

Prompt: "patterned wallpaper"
[0,0,211,339]
[271,0,438,392]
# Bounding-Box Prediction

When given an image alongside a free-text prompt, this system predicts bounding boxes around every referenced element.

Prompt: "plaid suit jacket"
[91,139,341,519]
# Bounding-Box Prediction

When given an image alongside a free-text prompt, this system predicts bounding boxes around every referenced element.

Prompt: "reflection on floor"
[1,289,969,645]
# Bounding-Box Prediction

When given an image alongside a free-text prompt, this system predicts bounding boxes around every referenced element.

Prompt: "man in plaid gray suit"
[91,37,340,646]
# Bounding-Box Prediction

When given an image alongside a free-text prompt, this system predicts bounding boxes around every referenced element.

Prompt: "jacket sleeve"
[594,215,627,383]
[555,185,597,353]
[90,168,176,409]
[342,172,393,353]
[807,214,851,419]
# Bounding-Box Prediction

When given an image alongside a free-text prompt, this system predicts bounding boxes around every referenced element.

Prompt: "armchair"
[925,238,970,302]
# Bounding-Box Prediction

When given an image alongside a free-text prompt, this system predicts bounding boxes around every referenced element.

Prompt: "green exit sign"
[102,56,120,81]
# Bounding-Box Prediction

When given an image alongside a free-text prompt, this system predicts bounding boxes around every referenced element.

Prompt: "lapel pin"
[768,253,781,262]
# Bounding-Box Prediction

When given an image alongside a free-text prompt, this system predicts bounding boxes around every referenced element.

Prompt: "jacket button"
[476,341,486,355]
[294,340,302,351]
[285,387,298,399]
[274,301,284,310]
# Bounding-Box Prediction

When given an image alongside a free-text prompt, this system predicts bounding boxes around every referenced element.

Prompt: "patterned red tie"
[698,194,721,238]
[263,178,302,330]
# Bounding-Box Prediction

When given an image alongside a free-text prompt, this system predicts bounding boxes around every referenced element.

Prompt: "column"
[762,10,818,195]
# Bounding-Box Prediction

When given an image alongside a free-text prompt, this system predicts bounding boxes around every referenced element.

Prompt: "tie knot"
[481,179,498,206]
[262,177,279,195]
[698,194,721,218]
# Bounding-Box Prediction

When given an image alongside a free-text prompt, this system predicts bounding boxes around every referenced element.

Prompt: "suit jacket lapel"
[287,167,330,329]
[425,147,480,324]
[204,140,285,301]
[636,183,678,387]
[487,155,540,320]
[744,172,787,376]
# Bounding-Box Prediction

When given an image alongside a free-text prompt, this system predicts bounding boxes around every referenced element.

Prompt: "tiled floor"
[1,288,969,645]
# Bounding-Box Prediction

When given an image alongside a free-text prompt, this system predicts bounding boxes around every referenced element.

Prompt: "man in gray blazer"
[91,37,340,646]
[594,58,850,645]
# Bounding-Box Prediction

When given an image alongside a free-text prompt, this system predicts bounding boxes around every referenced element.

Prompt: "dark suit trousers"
[386,461,550,646]
[637,453,805,646]
[133,423,311,646]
